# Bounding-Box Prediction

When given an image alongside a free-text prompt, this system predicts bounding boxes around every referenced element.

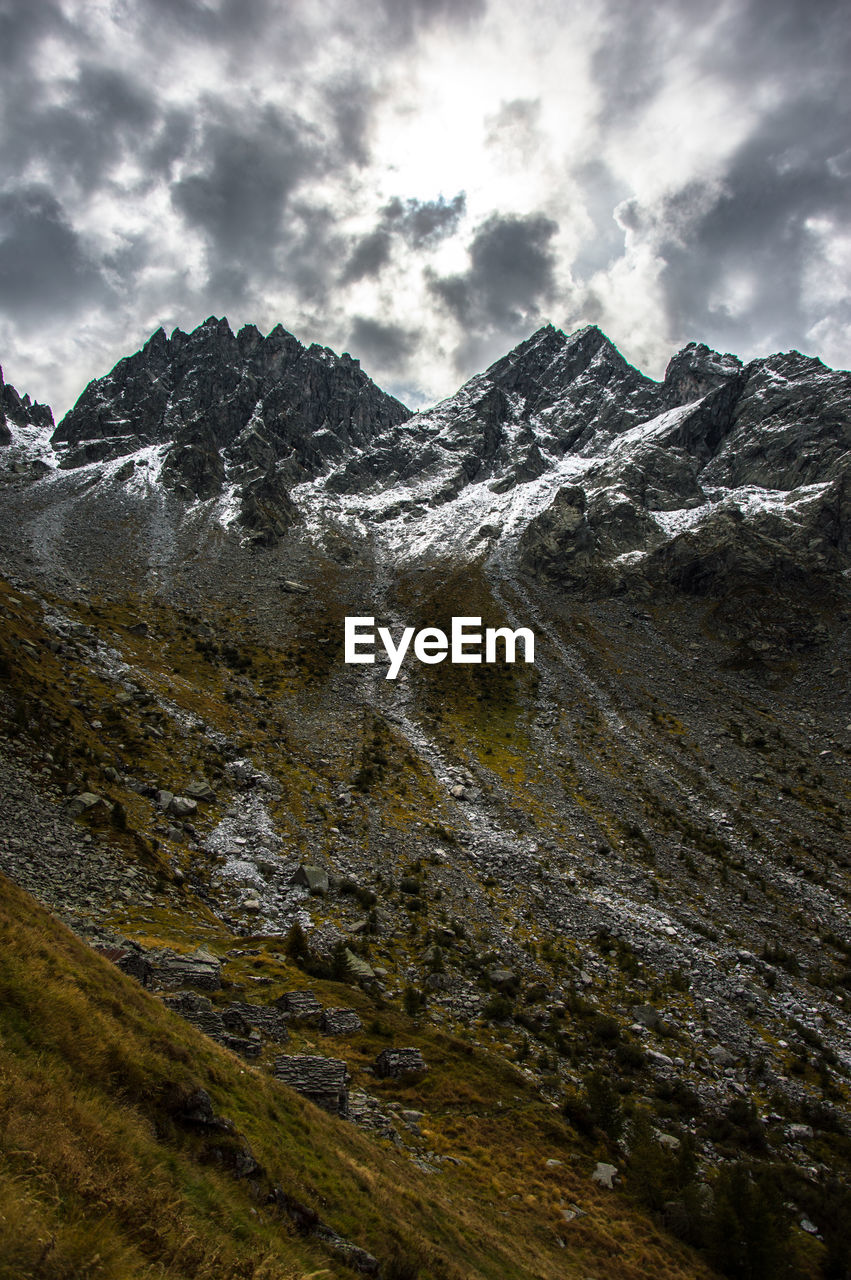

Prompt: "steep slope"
[1,323,850,1279]
[1,819,724,1280]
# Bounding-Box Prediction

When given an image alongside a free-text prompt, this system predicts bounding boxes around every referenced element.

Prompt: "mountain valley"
[1,319,849,1280]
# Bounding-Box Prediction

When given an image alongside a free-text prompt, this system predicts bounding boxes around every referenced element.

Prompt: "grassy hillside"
[0,871,721,1280]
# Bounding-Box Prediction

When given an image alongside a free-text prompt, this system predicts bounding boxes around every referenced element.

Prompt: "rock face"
[4,319,848,604]
[0,364,54,446]
[49,316,410,539]
[515,336,850,598]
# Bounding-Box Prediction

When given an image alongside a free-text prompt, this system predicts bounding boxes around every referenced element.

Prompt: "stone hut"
[274,1054,350,1116]
[227,1001,290,1042]
[275,989,322,1024]
[147,946,222,991]
[320,1008,363,1036]
[161,992,260,1058]
[374,1047,427,1078]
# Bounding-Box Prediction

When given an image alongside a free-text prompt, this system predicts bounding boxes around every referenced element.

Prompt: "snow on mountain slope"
[1,319,849,602]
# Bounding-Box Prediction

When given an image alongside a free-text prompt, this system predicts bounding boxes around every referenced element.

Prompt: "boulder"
[631,1003,664,1031]
[290,864,329,895]
[184,779,216,802]
[67,791,103,817]
[344,949,375,982]
[487,968,517,992]
[169,795,198,818]
[591,1162,619,1189]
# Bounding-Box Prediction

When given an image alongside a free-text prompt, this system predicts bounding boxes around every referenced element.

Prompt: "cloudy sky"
[1,0,849,419]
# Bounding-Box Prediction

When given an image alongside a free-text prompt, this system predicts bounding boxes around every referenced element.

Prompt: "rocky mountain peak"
[484,323,630,400]
[0,365,54,444]
[662,342,744,407]
[48,317,412,517]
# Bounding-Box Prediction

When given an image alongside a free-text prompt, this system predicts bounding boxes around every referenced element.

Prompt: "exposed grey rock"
[631,1004,664,1031]
[487,968,517,991]
[290,864,329,894]
[317,1231,379,1275]
[591,1162,619,1189]
[646,1049,674,1069]
[67,791,103,817]
[348,1091,402,1144]
[184,779,216,802]
[169,795,198,818]
[50,316,410,537]
[344,948,375,982]
[0,365,53,444]
[170,1086,231,1130]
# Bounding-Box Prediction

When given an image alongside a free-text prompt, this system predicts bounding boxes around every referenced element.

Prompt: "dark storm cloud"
[429,211,559,328]
[698,0,850,89]
[377,0,486,44]
[341,194,466,284]
[593,0,848,125]
[571,159,631,277]
[171,104,319,276]
[348,316,421,366]
[1,49,161,195]
[324,79,376,169]
[0,187,112,317]
[341,229,394,284]
[654,93,851,351]
[583,0,851,361]
[280,203,348,307]
[0,0,69,62]
[384,193,466,247]
[137,0,292,47]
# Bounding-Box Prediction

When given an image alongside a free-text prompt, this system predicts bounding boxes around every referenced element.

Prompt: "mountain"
[1,320,850,1279]
[0,362,53,447]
